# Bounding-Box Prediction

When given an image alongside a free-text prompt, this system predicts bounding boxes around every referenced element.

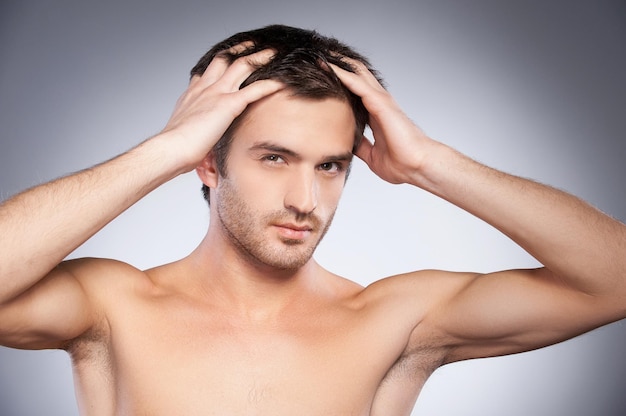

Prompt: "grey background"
[1,0,625,415]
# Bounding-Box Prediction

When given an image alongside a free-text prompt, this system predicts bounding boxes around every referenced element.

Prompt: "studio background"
[1,0,625,415]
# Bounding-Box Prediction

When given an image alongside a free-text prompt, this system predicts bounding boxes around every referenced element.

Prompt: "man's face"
[213,90,356,270]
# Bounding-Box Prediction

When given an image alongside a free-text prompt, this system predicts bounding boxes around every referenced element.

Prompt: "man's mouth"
[273,223,313,240]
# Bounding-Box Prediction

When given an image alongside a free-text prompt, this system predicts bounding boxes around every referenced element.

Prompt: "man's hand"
[162,43,284,172]
[330,58,435,186]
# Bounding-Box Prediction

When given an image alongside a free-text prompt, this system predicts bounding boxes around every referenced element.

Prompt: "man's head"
[206,90,357,270]
[190,24,382,204]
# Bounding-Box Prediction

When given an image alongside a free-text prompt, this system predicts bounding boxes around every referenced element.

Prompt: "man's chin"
[280,237,307,246]
[260,244,317,271]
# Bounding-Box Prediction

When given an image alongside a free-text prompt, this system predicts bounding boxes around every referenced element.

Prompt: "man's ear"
[196,150,219,188]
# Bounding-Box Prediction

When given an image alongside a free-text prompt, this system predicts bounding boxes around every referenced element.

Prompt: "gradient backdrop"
[1,0,625,415]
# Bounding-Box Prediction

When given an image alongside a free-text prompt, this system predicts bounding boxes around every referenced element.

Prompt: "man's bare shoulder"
[61,258,162,351]
[64,257,150,284]
[61,257,156,307]
[362,269,475,307]
[358,269,480,351]
[0,258,152,352]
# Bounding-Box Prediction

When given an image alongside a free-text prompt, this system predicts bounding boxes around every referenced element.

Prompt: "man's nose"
[284,170,318,216]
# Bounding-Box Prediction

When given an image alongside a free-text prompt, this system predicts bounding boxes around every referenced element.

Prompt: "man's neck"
[181,231,323,321]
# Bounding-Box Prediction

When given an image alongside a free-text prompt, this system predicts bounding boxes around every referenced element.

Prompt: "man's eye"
[319,162,343,172]
[263,154,284,163]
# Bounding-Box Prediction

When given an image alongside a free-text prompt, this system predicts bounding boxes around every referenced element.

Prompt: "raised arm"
[0,47,282,350]
[331,58,626,362]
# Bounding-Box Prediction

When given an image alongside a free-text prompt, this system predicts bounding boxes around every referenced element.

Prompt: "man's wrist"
[136,131,204,179]
[405,139,461,193]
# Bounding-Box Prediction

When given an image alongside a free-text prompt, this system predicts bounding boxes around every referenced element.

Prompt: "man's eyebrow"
[249,142,301,159]
[248,141,354,162]
[325,151,354,163]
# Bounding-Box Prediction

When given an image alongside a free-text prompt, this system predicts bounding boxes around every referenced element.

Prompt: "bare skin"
[0,46,625,415]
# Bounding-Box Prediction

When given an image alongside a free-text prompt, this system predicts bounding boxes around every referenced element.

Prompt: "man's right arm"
[0,46,282,349]
[0,137,188,349]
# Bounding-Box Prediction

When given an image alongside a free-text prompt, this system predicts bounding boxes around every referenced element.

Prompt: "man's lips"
[273,223,313,239]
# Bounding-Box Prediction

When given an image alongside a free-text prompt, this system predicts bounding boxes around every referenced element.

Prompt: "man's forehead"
[243,88,352,117]
[234,90,357,151]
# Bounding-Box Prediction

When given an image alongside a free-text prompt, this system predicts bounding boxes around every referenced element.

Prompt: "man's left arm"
[331,59,626,362]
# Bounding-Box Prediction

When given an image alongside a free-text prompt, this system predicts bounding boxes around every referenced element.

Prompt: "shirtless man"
[0,24,624,415]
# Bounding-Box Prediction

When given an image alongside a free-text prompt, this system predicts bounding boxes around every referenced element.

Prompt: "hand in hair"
[161,44,284,172]
[330,57,434,186]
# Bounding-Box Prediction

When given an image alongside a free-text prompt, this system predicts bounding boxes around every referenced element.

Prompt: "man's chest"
[96,297,414,415]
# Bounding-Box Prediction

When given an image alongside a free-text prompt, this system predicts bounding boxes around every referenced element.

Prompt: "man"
[0,24,624,415]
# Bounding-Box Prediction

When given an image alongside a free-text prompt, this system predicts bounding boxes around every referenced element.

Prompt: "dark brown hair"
[191,25,382,204]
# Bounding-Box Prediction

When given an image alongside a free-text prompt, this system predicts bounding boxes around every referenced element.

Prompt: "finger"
[188,74,202,88]
[328,62,376,99]
[201,58,230,85]
[235,79,285,108]
[330,58,384,91]
[200,41,256,85]
[330,62,393,117]
[224,41,256,55]
[218,48,276,91]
